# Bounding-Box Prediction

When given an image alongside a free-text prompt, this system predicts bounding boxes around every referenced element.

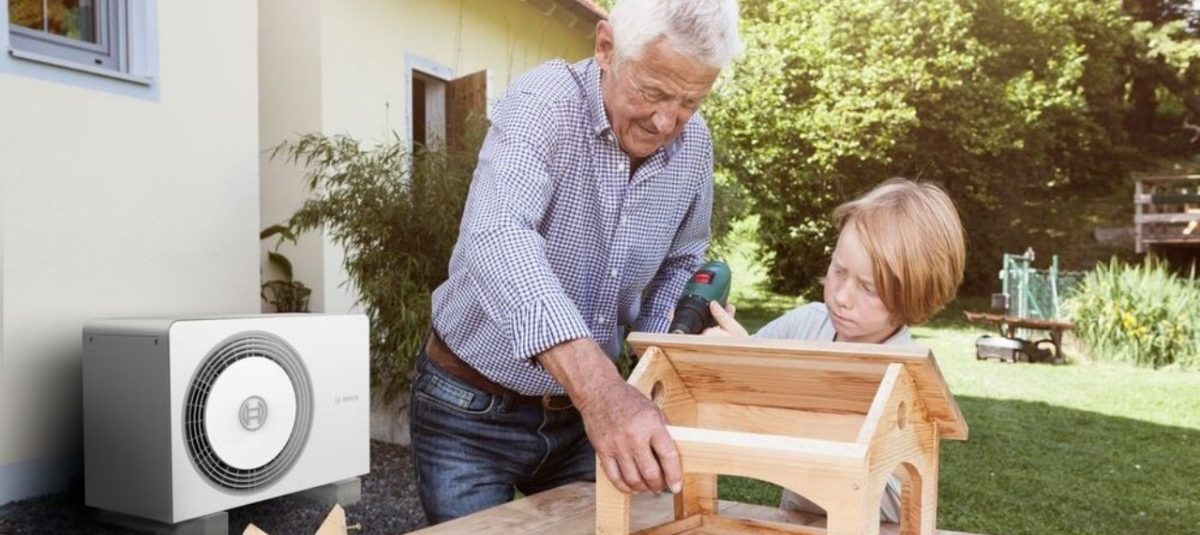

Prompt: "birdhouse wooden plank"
[595,333,968,535]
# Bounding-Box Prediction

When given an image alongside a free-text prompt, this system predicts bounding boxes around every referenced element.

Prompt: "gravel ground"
[0,441,428,535]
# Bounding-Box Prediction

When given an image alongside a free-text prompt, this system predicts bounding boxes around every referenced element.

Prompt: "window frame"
[6,0,154,86]
[411,69,447,150]
[404,53,455,155]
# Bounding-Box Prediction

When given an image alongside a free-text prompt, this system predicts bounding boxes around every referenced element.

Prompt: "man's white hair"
[608,0,744,69]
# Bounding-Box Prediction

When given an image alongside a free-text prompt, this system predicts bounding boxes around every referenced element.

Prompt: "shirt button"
[595,315,607,325]
[610,268,619,278]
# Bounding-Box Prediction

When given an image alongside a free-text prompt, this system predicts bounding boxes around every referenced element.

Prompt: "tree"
[706,0,1200,295]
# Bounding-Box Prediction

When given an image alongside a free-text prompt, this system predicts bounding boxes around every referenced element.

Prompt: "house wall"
[0,0,260,505]
[258,0,327,311]
[259,0,596,315]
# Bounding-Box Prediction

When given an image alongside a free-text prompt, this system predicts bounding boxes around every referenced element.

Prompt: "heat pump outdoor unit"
[83,314,369,525]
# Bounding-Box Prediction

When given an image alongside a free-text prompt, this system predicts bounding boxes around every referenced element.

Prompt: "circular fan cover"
[183,331,313,490]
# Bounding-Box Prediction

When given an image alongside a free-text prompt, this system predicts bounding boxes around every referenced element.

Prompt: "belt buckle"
[541,394,573,411]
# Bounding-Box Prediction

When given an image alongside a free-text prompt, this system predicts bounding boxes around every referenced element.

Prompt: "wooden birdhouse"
[596,333,968,535]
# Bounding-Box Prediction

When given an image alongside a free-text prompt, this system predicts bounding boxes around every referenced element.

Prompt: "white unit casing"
[83,314,369,524]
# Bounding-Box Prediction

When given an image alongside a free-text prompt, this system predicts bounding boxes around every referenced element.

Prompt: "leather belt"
[424,331,574,411]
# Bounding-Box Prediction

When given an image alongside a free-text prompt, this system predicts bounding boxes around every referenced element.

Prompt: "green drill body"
[668,260,732,335]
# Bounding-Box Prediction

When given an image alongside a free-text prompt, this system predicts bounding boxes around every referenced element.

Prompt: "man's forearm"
[536,337,625,409]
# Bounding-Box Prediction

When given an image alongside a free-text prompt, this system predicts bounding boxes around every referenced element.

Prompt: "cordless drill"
[669,260,732,335]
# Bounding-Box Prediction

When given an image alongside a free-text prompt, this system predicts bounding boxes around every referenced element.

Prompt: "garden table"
[965,311,1074,363]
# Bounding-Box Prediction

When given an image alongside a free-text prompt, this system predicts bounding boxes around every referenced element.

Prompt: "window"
[7,0,152,84]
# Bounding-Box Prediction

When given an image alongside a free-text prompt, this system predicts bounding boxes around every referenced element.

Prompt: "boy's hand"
[702,301,749,337]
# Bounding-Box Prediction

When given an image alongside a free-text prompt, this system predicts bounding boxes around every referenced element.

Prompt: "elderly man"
[411,0,743,524]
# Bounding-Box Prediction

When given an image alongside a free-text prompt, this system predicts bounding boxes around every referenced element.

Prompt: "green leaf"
[259,224,289,241]
[267,251,294,281]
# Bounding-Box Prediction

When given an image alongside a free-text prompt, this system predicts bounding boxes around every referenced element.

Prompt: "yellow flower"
[1122,313,1136,329]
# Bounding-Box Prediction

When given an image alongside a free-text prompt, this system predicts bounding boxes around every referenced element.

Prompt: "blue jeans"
[409,348,595,525]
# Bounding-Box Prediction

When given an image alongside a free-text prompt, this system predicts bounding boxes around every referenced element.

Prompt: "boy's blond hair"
[832,178,966,326]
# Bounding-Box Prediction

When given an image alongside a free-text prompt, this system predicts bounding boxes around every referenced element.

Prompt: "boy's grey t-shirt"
[751,301,911,522]
[753,302,913,346]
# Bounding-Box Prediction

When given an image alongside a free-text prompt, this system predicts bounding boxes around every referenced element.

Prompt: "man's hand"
[579,379,681,494]
[701,300,748,337]
[537,338,682,495]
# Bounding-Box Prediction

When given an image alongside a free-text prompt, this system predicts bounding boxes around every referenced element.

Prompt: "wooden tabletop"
[964,311,1074,330]
[404,481,981,535]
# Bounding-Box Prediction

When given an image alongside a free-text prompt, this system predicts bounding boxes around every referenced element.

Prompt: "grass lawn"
[707,219,1200,534]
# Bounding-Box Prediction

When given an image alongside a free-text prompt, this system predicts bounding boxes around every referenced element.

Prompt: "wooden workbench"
[404,481,982,535]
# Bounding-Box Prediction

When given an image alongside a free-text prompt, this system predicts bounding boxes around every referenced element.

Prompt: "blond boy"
[706,177,966,522]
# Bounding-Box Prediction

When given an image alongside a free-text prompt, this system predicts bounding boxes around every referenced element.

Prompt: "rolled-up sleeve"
[458,94,593,361]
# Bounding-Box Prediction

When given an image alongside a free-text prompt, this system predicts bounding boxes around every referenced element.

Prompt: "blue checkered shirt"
[430,58,714,396]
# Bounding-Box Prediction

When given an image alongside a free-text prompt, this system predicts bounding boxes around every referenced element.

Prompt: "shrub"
[1064,258,1200,369]
[272,125,484,402]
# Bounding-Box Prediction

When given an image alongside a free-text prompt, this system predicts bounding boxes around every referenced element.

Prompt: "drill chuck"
[669,295,712,335]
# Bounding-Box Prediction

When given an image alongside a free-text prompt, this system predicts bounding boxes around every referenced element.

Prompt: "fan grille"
[183,331,313,490]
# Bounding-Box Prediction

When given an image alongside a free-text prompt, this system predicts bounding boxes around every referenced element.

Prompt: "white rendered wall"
[0,0,260,504]
[258,0,328,312]
[259,0,594,316]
